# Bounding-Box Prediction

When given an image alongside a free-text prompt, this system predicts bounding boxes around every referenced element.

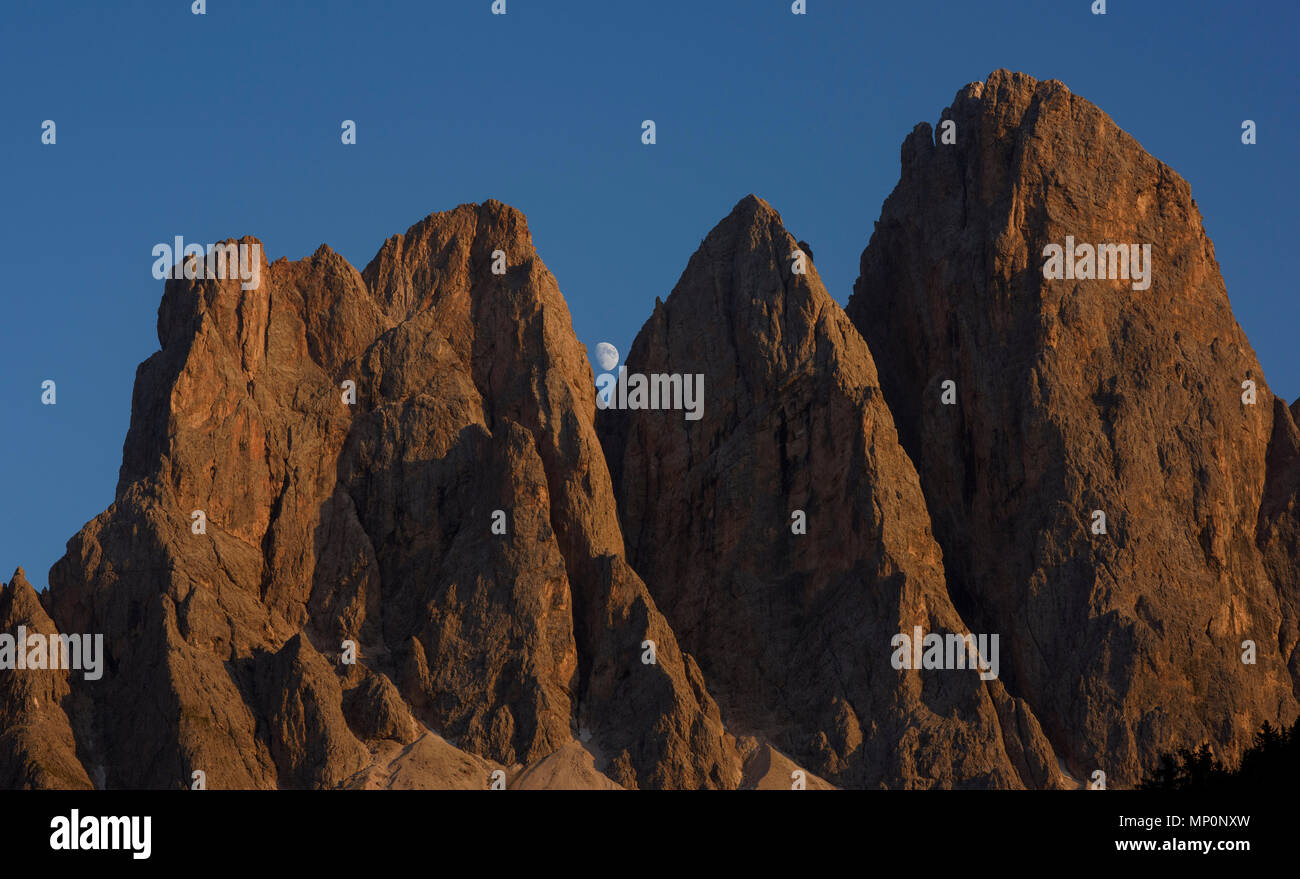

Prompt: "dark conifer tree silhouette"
[1140,718,1300,790]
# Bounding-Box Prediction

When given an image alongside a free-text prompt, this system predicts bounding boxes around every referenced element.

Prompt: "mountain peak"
[599,197,1060,788]
[848,68,1296,785]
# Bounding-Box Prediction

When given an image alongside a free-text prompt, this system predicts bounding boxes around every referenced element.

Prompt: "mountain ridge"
[3,69,1295,789]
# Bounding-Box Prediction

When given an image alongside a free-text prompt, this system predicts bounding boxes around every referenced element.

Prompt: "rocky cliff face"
[0,569,92,790]
[2,70,1295,790]
[19,203,743,790]
[597,195,1061,788]
[846,69,1299,786]
[1258,398,1300,699]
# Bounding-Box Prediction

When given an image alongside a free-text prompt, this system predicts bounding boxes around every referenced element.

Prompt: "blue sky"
[3,0,1297,589]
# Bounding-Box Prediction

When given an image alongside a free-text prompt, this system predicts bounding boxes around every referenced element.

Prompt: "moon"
[595,342,619,373]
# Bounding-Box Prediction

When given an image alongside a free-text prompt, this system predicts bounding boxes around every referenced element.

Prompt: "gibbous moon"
[595,342,619,372]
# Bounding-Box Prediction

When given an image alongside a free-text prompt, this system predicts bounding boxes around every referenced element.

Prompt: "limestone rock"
[29,203,738,789]
[598,195,1053,788]
[846,69,1299,786]
[0,569,93,790]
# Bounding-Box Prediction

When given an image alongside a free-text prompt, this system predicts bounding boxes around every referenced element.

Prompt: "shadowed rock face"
[597,195,1060,788]
[25,202,738,790]
[1258,399,1300,699]
[846,69,1299,786]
